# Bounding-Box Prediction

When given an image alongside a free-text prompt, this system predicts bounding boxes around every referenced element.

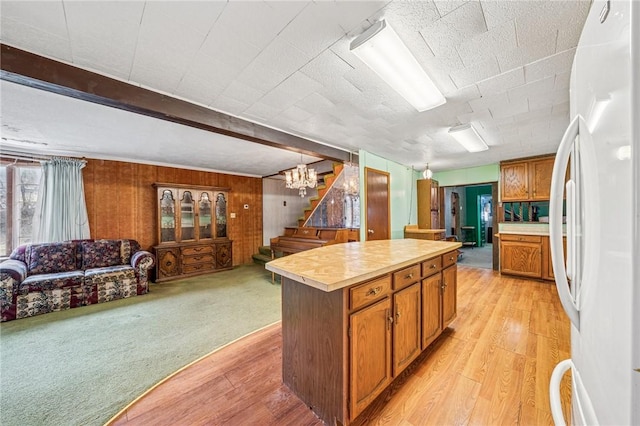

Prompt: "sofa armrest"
[1,259,27,322]
[131,251,155,271]
[0,259,27,284]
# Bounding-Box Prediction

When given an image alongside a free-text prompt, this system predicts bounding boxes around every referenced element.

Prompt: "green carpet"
[0,264,281,426]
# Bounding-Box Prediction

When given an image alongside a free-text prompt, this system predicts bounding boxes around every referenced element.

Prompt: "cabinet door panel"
[500,241,542,278]
[422,274,442,349]
[393,283,421,376]
[501,162,529,201]
[442,266,457,327]
[530,157,554,200]
[350,297,392,420]
[156,248,180,279]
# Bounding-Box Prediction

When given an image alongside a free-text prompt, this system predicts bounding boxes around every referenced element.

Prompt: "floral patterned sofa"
[0,239,155,322]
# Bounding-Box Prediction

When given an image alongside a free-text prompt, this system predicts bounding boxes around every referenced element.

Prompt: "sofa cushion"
[84,265,137,304]
[27,242,77,275]
[20,270,85,293]
[82,240,122,269]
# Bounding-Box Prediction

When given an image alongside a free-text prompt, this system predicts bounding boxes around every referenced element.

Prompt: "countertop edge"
[266,241,462,292]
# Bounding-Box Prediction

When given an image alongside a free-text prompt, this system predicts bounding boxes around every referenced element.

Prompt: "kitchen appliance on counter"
[548,1,638,425]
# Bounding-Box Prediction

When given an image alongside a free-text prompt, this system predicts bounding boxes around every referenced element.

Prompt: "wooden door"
[442,266,457,327]
[392,283,421,376]
[421,274,442,349]
[350,297,392,420]
[501,162,529,201]
[365,168,390,240]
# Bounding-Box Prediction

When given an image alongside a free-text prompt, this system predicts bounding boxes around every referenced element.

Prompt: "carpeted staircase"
[252,162,346,267]
[252,246,275,266]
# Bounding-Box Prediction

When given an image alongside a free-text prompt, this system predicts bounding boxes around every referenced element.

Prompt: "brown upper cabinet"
[500,154,556,202]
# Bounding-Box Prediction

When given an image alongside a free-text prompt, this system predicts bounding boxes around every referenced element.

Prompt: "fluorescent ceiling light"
[448,124,488,152]
[350,20,446,112]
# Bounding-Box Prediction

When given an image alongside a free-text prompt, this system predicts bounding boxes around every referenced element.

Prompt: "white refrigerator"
[548,0,639,425]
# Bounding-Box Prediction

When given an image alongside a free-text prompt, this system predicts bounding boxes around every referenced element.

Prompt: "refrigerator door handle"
[550,115,581,330]
[549,359,573,426]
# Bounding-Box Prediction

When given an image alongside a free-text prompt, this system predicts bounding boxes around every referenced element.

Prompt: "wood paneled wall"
[83,159,263,266]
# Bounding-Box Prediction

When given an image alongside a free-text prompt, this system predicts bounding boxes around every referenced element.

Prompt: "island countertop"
[266,239,461,292]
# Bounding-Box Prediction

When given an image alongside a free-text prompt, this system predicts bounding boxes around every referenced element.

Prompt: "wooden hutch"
[153,183,232,282]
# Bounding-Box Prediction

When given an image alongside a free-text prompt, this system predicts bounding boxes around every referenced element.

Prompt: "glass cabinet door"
[160,189,176,243]
[180,191,195,241]
[198,191,212,239]
[215,193,227,238]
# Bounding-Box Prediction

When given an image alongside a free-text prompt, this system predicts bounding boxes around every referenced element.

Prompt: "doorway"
[443,182,498,270]
[364,167,390,240]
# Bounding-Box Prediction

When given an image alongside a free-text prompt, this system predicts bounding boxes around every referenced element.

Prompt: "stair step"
[252,253,272,266]
[258,245,271,256]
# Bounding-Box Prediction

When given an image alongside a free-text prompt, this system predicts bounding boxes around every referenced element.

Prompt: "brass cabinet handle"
[366,286,382,296]
[430,264,437,269]
[386,309,393,330]
[405,272,414,280]
[395,304,401,324]
[449,256,454,261]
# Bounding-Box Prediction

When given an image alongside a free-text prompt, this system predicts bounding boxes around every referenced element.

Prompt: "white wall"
[262,177,318,246]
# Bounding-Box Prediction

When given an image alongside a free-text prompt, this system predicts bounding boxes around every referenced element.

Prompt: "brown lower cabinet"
[499,234,566,280]
[282,249,458,425]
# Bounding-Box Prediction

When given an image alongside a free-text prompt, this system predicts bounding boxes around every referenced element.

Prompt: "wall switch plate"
[230,213,236,218]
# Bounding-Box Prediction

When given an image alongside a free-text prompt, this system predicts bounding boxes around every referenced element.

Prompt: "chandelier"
[285,162,317,197]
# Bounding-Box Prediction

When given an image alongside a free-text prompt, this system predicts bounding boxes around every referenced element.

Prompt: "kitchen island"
[266,239,462,425]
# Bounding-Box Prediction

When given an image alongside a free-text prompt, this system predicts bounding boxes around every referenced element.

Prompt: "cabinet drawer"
[500,234,542,243]
[350,276,391,311]
[183,263,215,275]
[442,251,458,268]
[182,253,215,265]
[392,264,421,290]
[182,245,213,256]
[421,256,442,277]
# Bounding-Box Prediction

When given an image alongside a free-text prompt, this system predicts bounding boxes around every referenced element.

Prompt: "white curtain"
[33,157,91,243]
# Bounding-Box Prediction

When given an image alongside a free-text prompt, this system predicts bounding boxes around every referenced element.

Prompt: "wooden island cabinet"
[266,239,461,425]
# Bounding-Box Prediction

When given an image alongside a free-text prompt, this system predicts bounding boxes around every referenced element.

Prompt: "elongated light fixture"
[350,20,446,112]
[448,124,489,152]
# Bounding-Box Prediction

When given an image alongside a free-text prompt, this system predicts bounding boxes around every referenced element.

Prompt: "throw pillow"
[27,242,77,275]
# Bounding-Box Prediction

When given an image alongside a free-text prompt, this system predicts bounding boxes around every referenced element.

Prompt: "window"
[0,162,42,257]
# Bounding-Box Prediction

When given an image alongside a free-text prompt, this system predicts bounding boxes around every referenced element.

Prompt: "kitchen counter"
[268,238,462,424]
[403,225,447,241]
[498,222,566,236]
[266,239,461,292]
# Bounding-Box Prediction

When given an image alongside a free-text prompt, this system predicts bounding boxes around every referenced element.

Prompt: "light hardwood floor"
[108,266,571,426]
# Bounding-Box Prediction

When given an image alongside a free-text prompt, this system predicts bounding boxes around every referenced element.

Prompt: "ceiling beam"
[0,44,356,163]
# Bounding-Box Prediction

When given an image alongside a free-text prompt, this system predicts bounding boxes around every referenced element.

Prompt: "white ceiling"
[0,0,591,177]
